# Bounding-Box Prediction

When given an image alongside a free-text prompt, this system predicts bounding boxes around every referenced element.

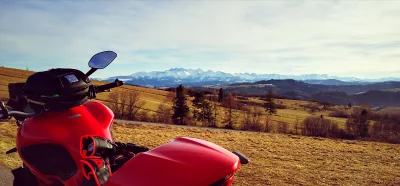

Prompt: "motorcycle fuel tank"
[16,100,114,184]
[105,137,240,186]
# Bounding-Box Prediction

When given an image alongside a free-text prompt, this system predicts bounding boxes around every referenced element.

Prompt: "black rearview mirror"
[88,51,117,69]
[86,51,117,76]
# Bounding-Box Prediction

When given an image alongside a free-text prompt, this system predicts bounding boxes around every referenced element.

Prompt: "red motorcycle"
[0,51,249,186]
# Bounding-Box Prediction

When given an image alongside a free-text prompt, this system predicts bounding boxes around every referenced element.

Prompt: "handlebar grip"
[96,79,123,93]
[8,111,36,118]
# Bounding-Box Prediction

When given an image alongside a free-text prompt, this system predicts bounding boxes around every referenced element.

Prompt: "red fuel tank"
[16,100,114,185]
[105,137,240,186]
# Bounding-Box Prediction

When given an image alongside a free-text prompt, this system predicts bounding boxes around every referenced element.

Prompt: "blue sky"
[1,1,400,78]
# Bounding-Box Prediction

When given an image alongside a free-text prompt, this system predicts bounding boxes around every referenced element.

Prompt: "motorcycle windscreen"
[105,137,240,186]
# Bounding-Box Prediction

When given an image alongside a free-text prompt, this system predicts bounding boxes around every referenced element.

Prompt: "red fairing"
[105,137,240,186]
[16,101,114,185]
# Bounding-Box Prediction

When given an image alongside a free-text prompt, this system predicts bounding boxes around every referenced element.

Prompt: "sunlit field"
[1,121,399,186]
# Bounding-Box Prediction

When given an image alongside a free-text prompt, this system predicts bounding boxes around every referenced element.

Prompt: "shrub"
[370,116,400,144]
[136,111,151,122]
[264,116,274,133]
[276,103,288,109]
[153,103,172,124]
[242,106,264,132]
[301,104,320,114]
[277,121,289,134]
[302,116,340,138]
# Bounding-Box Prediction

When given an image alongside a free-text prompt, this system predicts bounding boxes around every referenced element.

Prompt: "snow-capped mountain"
[131,68,235,80]
[102,68,400,88]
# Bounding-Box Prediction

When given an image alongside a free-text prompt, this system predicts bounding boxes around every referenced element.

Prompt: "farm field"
[0,121,399,185]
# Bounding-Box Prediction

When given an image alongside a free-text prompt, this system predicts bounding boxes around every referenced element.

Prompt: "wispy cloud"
[0,1,400,78]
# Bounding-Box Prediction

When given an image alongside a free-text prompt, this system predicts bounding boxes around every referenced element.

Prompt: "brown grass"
[1,121,399,186]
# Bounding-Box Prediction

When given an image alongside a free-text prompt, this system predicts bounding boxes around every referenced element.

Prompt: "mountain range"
[102,68,400,88]
[193,79,400,107]
[99,68,400,107]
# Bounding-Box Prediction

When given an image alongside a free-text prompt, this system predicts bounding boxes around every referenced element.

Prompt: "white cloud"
[0,1,400,78]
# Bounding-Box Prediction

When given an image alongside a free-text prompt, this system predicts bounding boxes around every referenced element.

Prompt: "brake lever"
[0,102,9,120]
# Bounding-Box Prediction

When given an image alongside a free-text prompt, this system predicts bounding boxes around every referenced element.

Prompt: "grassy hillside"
[1,121,399,185]
[0,66,348,131]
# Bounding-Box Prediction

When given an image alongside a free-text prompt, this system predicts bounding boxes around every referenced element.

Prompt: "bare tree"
[223,93,237,129]
[252,106,264,129]
[242,105,252,130]
[155,103,172,124]
[166,91,175,103]
[212,90,219,127]
[265,114,273,132]
[126,90,146,120]
[108,91,120,117]
[211,90,218,102]
[294,117,301,135]
[119,92,128,118]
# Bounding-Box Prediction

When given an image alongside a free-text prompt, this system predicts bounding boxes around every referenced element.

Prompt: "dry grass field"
[0,121,399,186]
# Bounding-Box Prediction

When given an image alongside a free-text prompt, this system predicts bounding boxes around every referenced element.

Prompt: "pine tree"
[192,91,215,127]
[218,88,225,103]
[192,91,206,121]
[346,108,370,137]
[348,102,352,108]
[359,109,369,137]
[264,88,277,115]
[172,84,189,125]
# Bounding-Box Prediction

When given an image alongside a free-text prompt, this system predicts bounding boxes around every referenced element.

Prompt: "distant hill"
[228,79,400,95]
[311,91,400,107]
[193,79,400,107]
[301,79,369,85]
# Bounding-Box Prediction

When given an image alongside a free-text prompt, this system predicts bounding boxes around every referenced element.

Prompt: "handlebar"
[95,79,123,93]
[0,111,36,119]
[0,102,36,121]
[0,79,124,120]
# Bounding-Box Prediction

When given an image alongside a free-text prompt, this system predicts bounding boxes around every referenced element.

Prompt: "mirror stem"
[86,68,97,77]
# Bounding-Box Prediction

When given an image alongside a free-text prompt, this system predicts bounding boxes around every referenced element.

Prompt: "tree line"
[107,85,399,144]
[171,84,278,128]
